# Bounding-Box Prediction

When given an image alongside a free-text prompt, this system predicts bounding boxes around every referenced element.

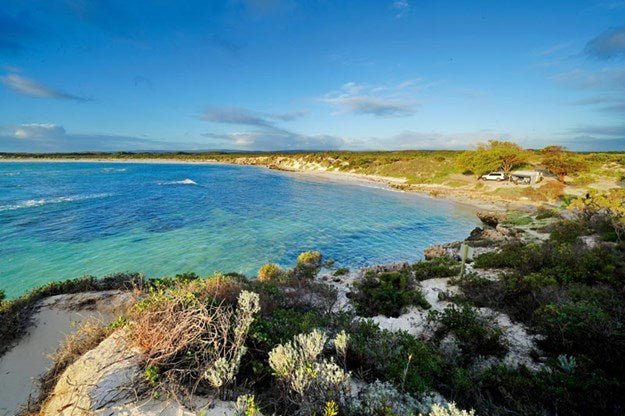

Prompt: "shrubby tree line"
[457,139,589,183]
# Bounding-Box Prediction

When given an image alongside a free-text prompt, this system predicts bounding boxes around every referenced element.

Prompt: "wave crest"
[0,193,113,212]
[157,178,197,186]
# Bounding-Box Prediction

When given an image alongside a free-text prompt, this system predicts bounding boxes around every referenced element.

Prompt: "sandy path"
[0,291,134,416]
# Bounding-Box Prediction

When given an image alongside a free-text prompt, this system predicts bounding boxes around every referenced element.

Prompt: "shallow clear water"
[0,162,478,297]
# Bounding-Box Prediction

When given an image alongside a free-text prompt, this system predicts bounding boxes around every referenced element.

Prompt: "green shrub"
[412,257,460,281]
[471,364,623,416]
[295,251,323,279]
[333,267,349,276]
[249,308,334,350]
[549,220,587,244]
[474,243,528,269]
[535,207,557,220]
[348,320,443,395]
[352,270,430,317]
[431,304,508,360]
[257,264,286,283]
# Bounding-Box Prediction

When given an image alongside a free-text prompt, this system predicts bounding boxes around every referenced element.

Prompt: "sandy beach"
[0,157,522,212]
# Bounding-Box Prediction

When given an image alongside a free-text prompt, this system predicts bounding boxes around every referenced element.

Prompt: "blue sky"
[1,0,624,152]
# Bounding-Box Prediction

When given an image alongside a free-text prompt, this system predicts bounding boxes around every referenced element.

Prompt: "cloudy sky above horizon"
[1,0,624,152]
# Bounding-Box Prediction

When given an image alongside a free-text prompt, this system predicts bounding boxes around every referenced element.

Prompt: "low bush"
[347,320,443,395]
[333,267,349,276]
[294,251,323,279]
[352,269,430,317]
[258,264,286,283]
[430,304,508,361]
[412,257,460,281]
[548,220,588,244]
[131,283,260,399]
[535,207,558,220]
[269,329,350,415]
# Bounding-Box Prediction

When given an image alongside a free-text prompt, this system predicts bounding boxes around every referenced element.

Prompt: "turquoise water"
[0,162,478,298]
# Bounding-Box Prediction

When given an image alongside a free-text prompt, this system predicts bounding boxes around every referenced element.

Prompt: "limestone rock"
[477,211,506,227]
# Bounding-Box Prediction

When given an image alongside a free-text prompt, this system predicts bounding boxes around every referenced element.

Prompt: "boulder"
[423,245,449,260]
[41,330,236,415]
[477,211,506,227]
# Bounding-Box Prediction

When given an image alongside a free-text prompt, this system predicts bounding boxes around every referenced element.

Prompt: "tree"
[458,140,527,177]
[569,189,625,241]
[541,146,586,183]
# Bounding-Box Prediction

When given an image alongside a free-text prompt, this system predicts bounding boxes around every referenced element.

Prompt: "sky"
[0,0,624,152]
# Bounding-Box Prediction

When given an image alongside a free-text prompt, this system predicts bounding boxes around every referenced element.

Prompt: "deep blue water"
[0,162,478,297]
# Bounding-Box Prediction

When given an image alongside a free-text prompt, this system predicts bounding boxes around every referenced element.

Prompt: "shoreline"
[0,157,522,212]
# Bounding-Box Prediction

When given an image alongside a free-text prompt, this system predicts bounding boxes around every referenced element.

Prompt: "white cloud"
[392,0,410,18]
[13,123,66,139]
[0,73,88,101]
[321,80,420,117]
[202,129,344,151]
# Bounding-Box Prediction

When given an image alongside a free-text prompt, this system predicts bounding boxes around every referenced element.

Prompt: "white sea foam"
[102,168,127,173]
[0,193,112,212]
[157,178,197,185]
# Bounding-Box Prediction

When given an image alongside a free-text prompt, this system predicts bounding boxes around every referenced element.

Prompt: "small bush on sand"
[430,304,508,361]
[258,264,286,283]
[348,320,442,395]
[333,267,349,276]
[352,270,430,317]
[412,257,460,281]
[350,380,424,415]
[269,329,350,415]
[424,402,475,416]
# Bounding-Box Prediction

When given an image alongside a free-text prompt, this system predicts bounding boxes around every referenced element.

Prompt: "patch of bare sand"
[0,290,135,416]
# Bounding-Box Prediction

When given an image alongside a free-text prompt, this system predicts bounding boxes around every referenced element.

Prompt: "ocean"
[0,162,478,297]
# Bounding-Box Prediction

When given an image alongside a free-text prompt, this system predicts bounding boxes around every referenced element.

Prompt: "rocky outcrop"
[41,329,237,416]
[41,329,143,415]
[423,243,460,260]
[477,211,506,227]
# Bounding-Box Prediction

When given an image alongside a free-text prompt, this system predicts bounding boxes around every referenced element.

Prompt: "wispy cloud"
[571,95,625,114]
[584,26,625,60]
[199,105,326,150]
[569,123,625,137]
[200,106,307,127]
[201,107,275,128]
[561,123,625,151]
[553,67,625,90]
[392,0,410,18]
[202,130,344,151]
[1,73,89,101]
[0,123,195,152]
[321,81,419,117]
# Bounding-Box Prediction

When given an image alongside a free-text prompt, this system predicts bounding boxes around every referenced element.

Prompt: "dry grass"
[130,284,259,400]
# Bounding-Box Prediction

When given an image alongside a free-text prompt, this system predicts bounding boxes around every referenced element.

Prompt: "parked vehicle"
[480,172,506,181]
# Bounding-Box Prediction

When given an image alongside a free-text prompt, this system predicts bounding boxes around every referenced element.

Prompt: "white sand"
[0,291,135,416]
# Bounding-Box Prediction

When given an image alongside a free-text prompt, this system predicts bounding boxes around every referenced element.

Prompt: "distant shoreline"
[0,157,525,212]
